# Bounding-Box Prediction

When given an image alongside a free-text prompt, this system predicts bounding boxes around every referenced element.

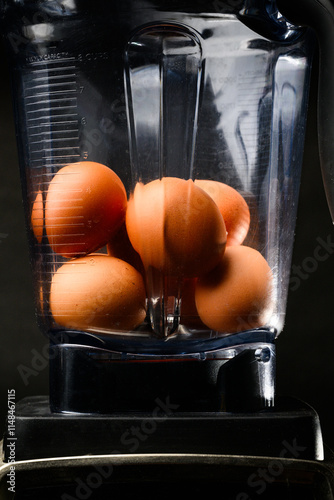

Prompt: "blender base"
[48,337,277,413]
[2,396,334,499]
[2,452,334,500]
[3,395,324,462]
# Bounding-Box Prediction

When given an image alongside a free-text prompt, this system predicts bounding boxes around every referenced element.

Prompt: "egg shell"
[126,177,226,278]
[31,190,44,243]
[45,162,127,258]
[195,245,273,333]
[194,180,250,246]
[179,278,206,329]
[50,254,147,331]
[242,193,260,248]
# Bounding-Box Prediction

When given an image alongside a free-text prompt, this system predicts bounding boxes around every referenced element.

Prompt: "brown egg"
[50,254,147,331]
[45,162,127,258]
[242,193,260,248]
[194,180,250,246]
[179,278,206,329]
[31,190,44,243]
[126,177,226,278]
[195,246,273,333]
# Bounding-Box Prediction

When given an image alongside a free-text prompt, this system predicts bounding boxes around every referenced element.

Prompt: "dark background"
[1,39,334,454]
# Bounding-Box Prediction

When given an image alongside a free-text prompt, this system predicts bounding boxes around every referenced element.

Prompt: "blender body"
[0,0,315,412]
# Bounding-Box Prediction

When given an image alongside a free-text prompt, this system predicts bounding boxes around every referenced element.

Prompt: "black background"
[1,38,334,455]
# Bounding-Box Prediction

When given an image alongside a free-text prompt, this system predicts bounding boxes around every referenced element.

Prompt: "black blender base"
[3,396,334,500]
[3,395,324,462]
[2,453,334,500]
[48,340,277,413]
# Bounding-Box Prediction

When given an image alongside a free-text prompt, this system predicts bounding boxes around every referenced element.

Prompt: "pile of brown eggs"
[31,161,273,334]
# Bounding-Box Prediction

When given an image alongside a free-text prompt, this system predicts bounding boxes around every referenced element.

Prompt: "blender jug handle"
[278,0,334,222]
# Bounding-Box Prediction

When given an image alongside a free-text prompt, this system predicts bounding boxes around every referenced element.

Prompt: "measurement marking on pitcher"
[27,118,80,129]
[26,97,77,107]
[29,129,79,138]
[27,103,78,114]
[29,155,81,164]
[27,105,78,115]
[43,146,81,152]
[26,82,78,91]
[30,137,79,145]
[25,89,77,101]
[26,82,77,93]
[29,152,80,162]
[27,113,79,123]
[44,154,81,160]
[27,120,79,130]
[30,66,76,74]
[29,76,77,85]
[26,97,77,106]
[25,90,77,100]
[26,66,77,83]
[25,57,82,182]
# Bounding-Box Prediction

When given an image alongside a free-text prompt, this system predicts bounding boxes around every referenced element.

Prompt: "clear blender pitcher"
[0,0,321,413]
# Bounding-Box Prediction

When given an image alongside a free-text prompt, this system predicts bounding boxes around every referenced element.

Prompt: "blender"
[0,0,334,497]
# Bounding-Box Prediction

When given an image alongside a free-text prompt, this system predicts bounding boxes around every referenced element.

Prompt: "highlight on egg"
[50,254,147,332]
[126,177,227,278]
[44,161,127,258]
[194,245,273,333]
